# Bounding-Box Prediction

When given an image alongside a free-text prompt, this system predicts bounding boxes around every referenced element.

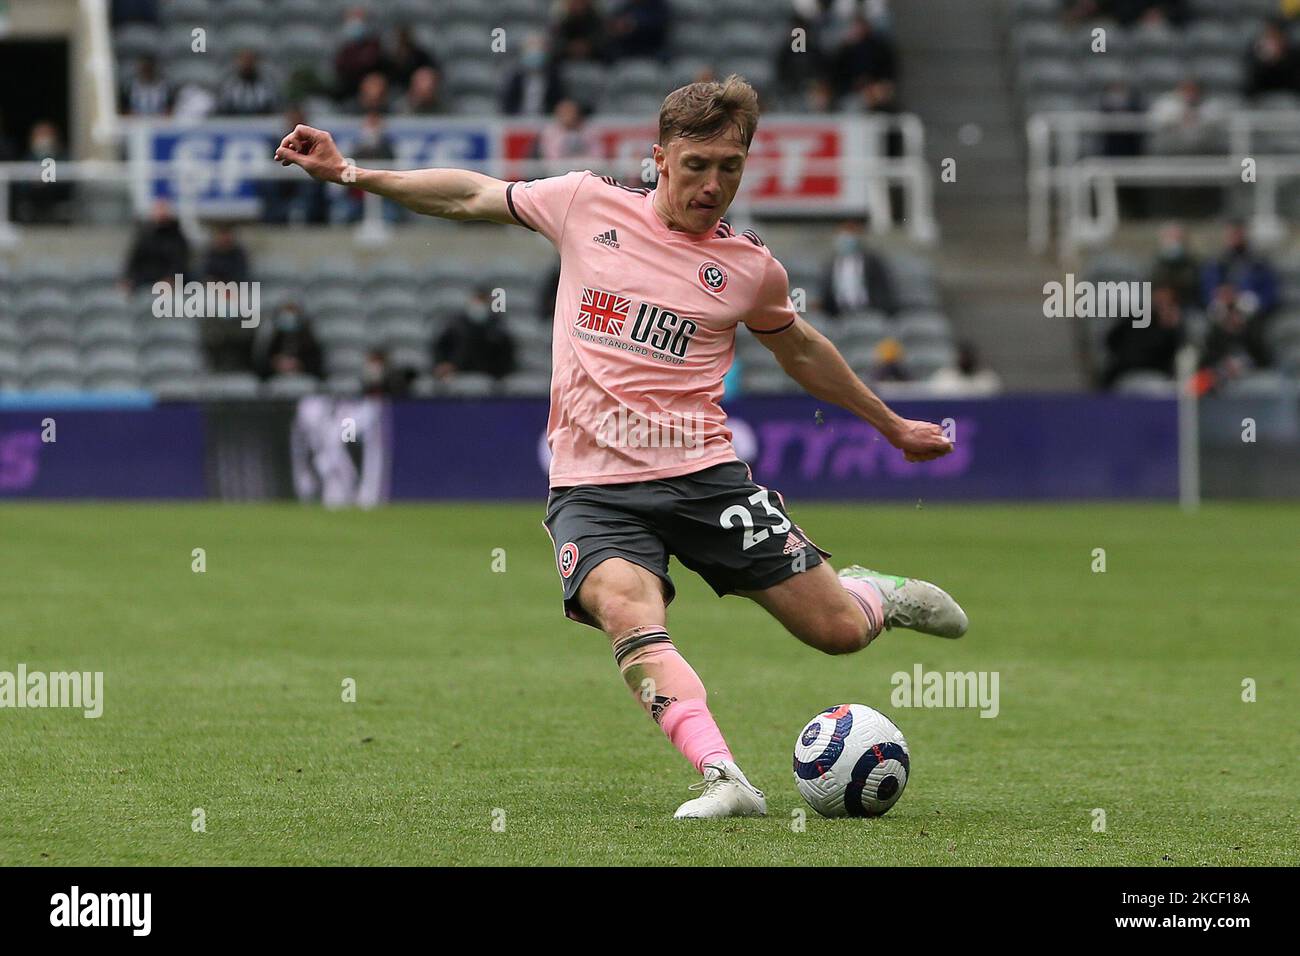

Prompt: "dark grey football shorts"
[542,460,831,628]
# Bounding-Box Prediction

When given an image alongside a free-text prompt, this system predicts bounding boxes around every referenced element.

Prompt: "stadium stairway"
[893,0,1084,390]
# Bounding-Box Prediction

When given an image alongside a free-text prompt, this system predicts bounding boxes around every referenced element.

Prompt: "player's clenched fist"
[890,419,953,463]
[274,124,349,184]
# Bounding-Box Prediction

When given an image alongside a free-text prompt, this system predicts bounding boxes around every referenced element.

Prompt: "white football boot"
[838,565,969,638]
[673,760,767,819]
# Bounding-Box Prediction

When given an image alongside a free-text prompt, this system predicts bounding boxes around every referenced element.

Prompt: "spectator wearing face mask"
[335,7,390,101]
[433,288,518,381]
[1247,19,1300,98]
[1201,221,1279,318]
[331,111,399,223]
[13,120,73,223]
[1148,222,1200,309]
[820,218,899,317]
[256,302,324,380]
[501,32,567,117]
[122,198,190,292]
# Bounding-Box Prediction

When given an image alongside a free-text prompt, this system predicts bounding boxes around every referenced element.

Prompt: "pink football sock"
[612,625,733,773]
[839,576,885,641]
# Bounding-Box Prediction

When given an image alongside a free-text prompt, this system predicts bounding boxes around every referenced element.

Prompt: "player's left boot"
[673,760,767,819]
[838,565,969,638]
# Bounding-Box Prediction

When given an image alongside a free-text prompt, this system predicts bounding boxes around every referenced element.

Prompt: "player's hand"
[274,124,349,184]
[888,418,953,462]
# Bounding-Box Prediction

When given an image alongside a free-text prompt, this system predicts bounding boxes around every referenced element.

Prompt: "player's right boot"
[838,566,969,638]
[673,760,767,819]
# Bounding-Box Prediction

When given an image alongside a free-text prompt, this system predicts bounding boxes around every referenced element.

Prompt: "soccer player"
[276,75,968,819]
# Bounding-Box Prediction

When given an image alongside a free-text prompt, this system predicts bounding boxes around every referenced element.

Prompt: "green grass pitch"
[1,501,1296,866]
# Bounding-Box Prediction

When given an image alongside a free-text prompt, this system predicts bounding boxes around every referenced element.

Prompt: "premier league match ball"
[793,704,910,818]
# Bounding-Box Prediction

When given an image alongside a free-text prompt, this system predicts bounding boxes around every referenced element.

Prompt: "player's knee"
[812,607,872,655]
[582,575,663,634]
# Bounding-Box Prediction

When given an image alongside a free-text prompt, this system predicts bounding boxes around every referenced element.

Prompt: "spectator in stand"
[256,302,324,380]
[501,32,568,117]
[792,0,861,49]
[333,111,397,223]
[201,224,251,285]
[830,13,897,99]
[350,71,392,115]
[1195,291,1272,393]
[12,121,73,224]
[1201,221,1280,317]
[1148,222,1200,308]
[335,7,389,101]
[122,199,189,292]
[120,55,175,116]
[536,99,600,170]
[775,13,827,101]
[433,288,518,381]
[1064,0,1189,28]
[1098,79,1145,156]
[388,25,439,89]
[606,0,671,61]
[217,50,278,116]
[1101,283,1186,388]
[929,341,1003,396]
[362,349,414,397]
[1148,77,1226,155]
[802,76,837,113]
[1246,19,1300,98]
[553,0,606,63]
[821,218,899,317]
[263,106,328,224]
[869,337,910,383]
[397,67,449,115]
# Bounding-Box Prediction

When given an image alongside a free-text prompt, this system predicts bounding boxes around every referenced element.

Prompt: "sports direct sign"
[125,115,873,217]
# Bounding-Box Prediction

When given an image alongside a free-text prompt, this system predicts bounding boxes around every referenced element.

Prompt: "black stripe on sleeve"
[505,181,536,231]
[748,317,797,335]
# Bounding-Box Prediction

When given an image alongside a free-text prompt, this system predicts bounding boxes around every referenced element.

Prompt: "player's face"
[653,129,747,234]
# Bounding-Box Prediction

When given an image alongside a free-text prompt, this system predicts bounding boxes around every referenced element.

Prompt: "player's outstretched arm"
[274,124,517,225]
[757,317,953,462]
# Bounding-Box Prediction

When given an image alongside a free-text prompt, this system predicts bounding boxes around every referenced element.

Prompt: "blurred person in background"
[830,13,897,100]
[1246,18,1300,98]
[12,121,73,224]
[201,224,251,286]
[217,50,279,116]
[1148,222,1200,308]
[120,54,175,116]
[1100,283,1186,388]
[397,66,449,115]
[432,288,517,382]
[1201,221,1279,318]
[263,106,328,223]
[501,32,568,117]
[775,13,826,100]
[821,217,899,317]
[869,337,910,383]
[388,24,439,90]
[928,341,1002,396]
[350,71,393,115]
[362,349,415,397]
[1195,291,1273,394]
[552,0,606,63]
[536,99,600,169]
[255,302,324,380]
[1148,77,1225,155]
[334,7,389,101]
[606,0,671,61]
[801,76,837,113]
[122,199,189,292]
[332,112,397,223]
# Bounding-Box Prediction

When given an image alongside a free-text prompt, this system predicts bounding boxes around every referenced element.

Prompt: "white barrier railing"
[1027,110,1300,256]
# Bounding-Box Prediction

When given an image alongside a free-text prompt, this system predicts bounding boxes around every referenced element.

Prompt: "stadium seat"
[266,374,320,398]
[444,373,498,397]
[203,373,262,398]
[501,371,551,396]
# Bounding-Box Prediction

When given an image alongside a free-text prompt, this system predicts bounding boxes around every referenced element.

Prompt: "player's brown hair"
[658,74,760,149]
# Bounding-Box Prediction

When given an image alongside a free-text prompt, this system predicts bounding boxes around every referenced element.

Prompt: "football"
[793,704,911,818]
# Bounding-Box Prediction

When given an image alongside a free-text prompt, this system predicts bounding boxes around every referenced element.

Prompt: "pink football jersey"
[507,171,797,487]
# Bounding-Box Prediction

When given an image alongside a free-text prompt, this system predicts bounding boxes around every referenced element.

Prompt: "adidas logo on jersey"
[593,228,620,249]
